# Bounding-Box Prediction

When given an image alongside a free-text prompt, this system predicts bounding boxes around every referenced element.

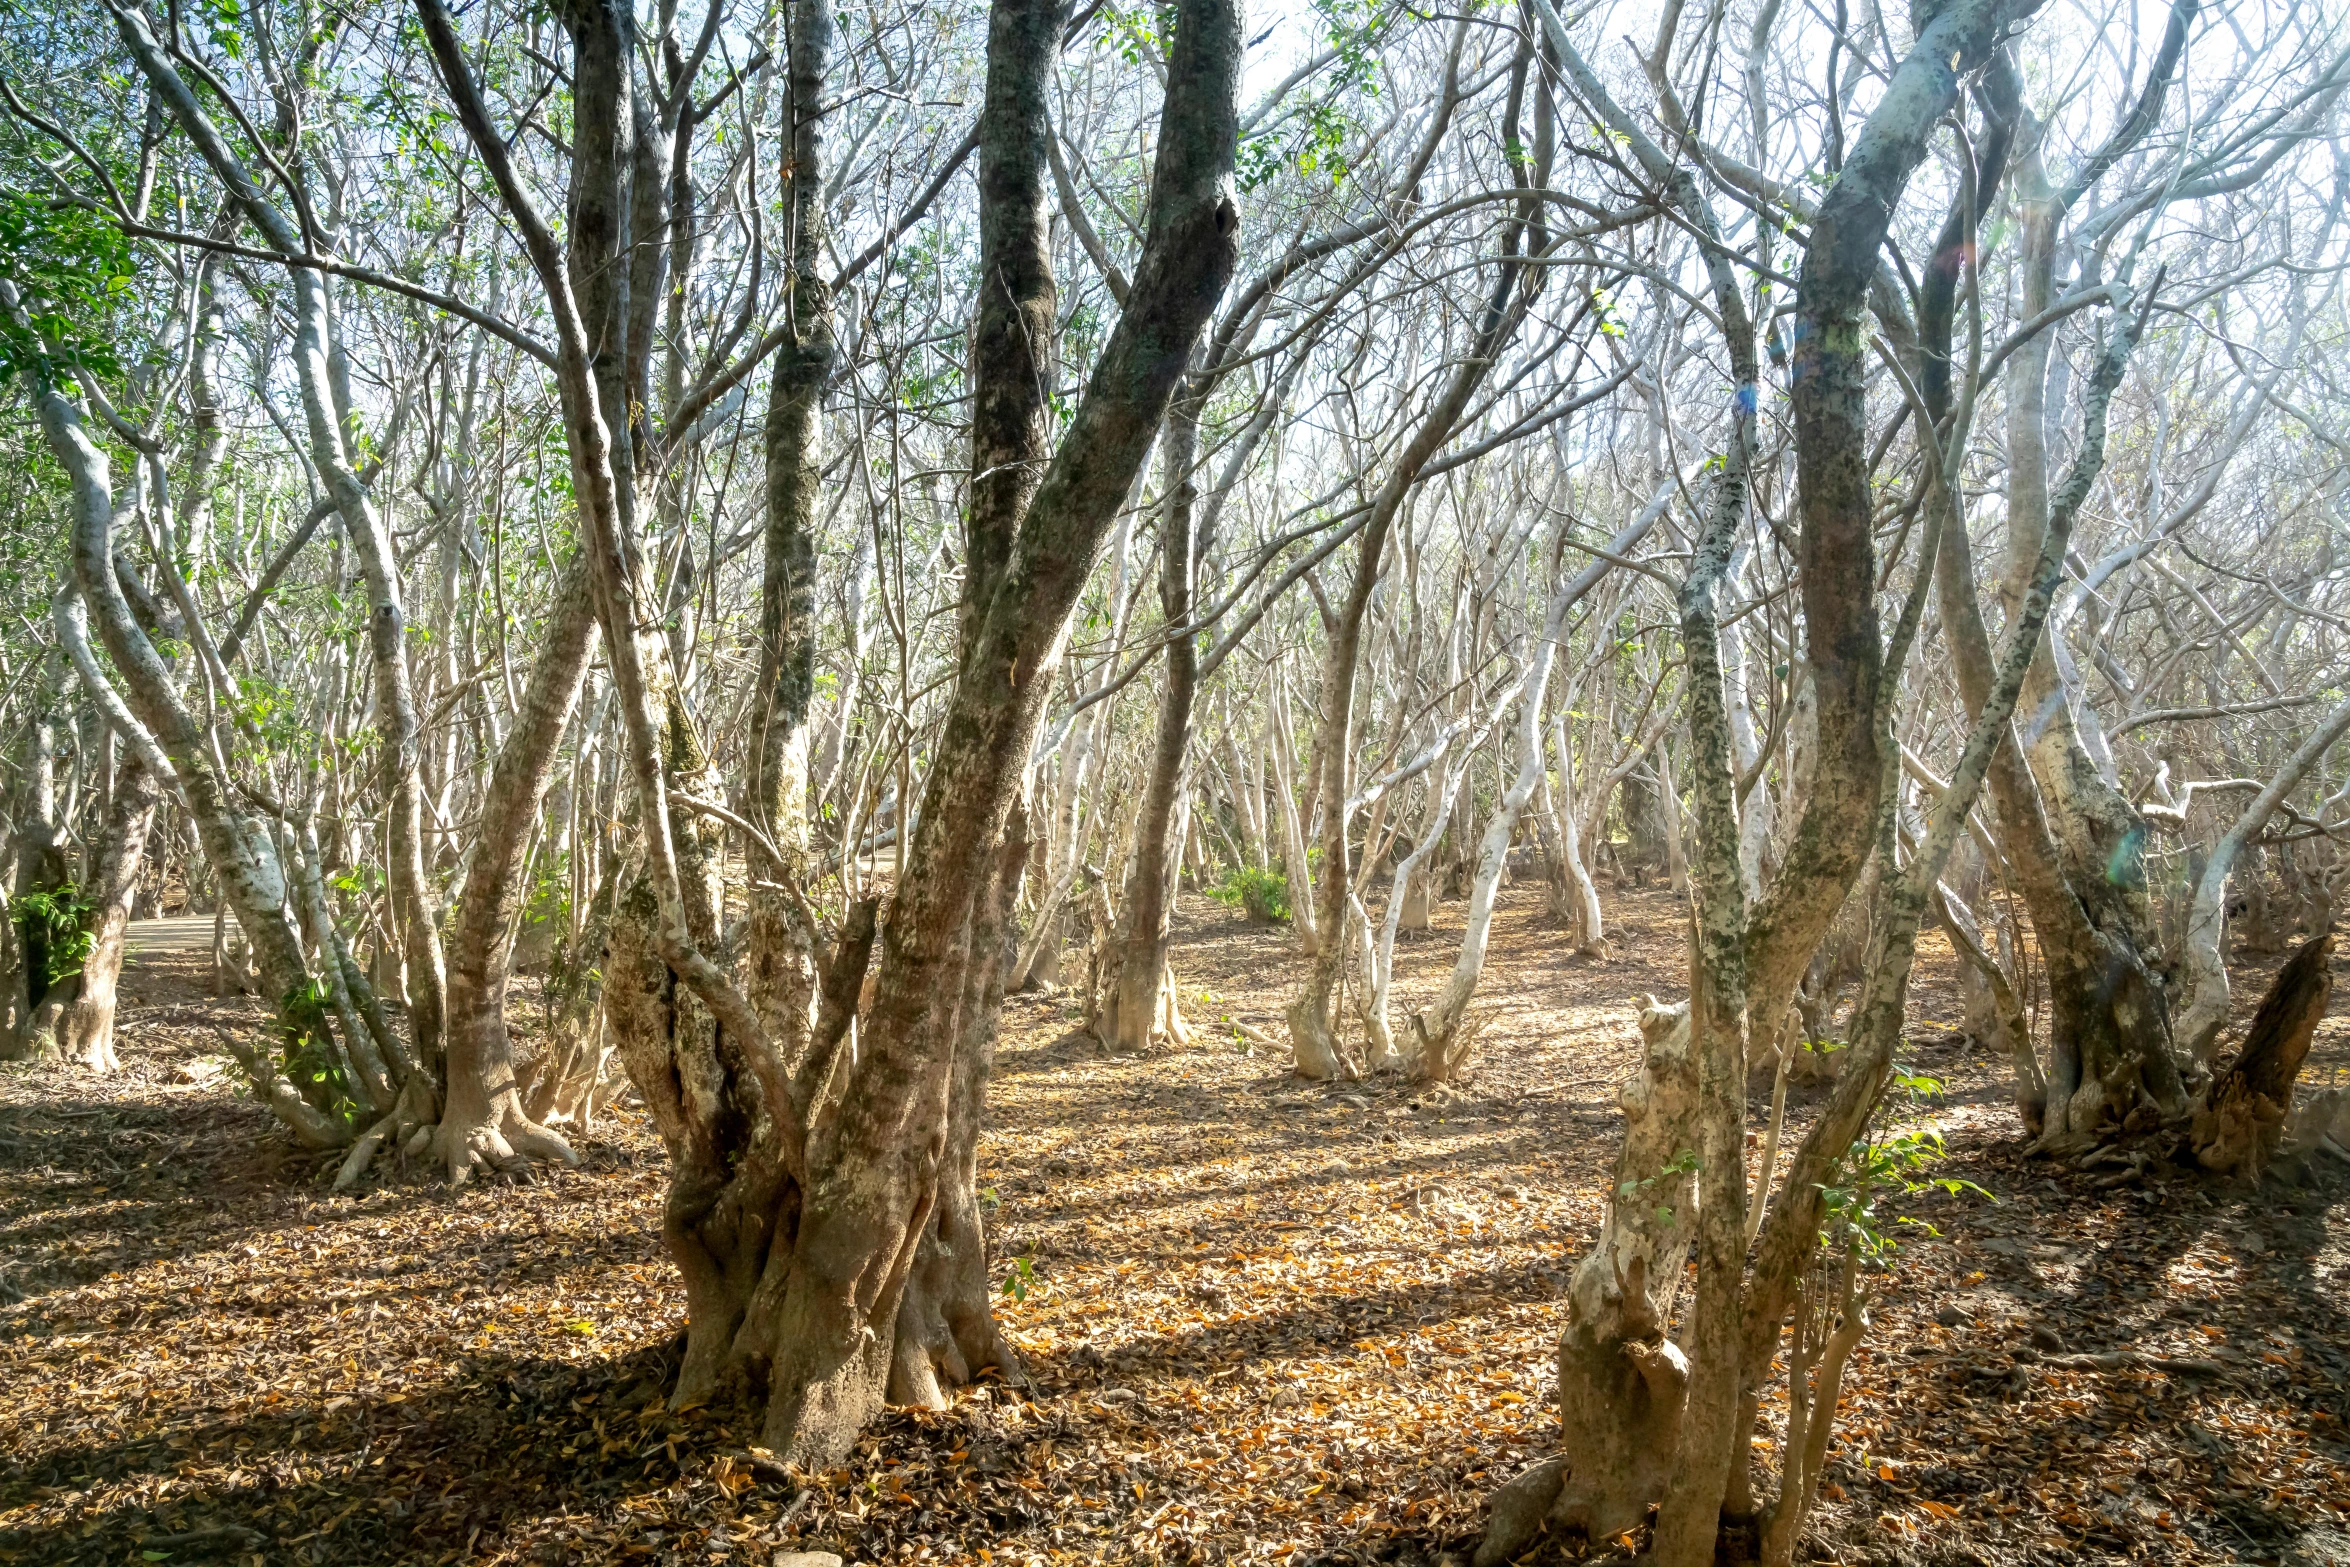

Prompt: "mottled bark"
[1737,282,2154,1559]
[1925,22,2197,1153]
[434,559,599,1182]
[756,0,1239,1459]
[424,0,1239,1463]
[1499,4,2049,1557]
[1476,999,1697,1563]
[602,0,844,1411]
[891,811,1032,1403]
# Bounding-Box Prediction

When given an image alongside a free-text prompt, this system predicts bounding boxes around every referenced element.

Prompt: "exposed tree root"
[333,1077,442,1191]
[432,1089,580,1187]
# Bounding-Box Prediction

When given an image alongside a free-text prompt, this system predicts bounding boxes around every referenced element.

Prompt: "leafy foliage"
[1236,0,1397,189]
[0,192,134,388]
[9,882,94,996]
[275,978,361,1126]
[1208,863,1290,923]
[1823,1069,1993,1266]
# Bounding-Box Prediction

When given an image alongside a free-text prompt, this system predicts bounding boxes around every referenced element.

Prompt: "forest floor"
[3,886,2348,1567]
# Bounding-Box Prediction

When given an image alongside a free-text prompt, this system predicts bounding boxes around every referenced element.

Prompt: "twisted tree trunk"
[425,0,1241,1464]
[7,277,354,1149]
[1288,21,1528,1077]
[109,0,447,1076]
[1476,997,1698,1565]
[1923,16,2197,1154]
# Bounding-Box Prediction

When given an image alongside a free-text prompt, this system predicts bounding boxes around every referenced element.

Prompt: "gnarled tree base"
[1478,999,1698,1565]
[890,1183,1027,1408]
[334,1076,446,1191]
[432,1087,580,1186]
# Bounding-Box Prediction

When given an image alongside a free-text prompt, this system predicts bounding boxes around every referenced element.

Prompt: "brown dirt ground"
[2,887,2346,1567]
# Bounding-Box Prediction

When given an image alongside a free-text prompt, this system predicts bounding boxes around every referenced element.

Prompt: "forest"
[1,0,2348,1561]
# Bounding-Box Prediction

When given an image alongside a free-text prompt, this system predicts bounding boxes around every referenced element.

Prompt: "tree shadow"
[0,1337,716,1564]
[0,1092,641,1311]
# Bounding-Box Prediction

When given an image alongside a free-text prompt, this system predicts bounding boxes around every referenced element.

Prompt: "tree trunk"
[1930,249,2189,1152]
[891,813,1033,1403]
[1098,398,1203,1053]
[423,0,1241,1465]
[1269,676,1320,956]
[2191,933,2333,1177]
[1547,705,1609,956]
[434,559,599,1181]
[1477,998,1699,1562]
[4,655,67,1059]
[57,756,163,1072]
[7,275,360,1150]
[111,0,448,1074]
[2173,697,2350,1063]
[1420,500,1655,1068]
[1288,31,1529,1076]
[1493,6,2059,1560]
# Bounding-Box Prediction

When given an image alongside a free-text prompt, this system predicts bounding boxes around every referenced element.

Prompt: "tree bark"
[1922,32,2197,1154]
[1476,998,1698,1562]
[434,559,599,1181]
[1419,502,1659,1069]
[753,0,1240,1460]
[1288,20,1526,1078]
[1499,4,2054,1557]
[2191,933,2333,1177]
[423,0,1241,1463]
[1098,397,1203,1052]
[56,756,162,1073]
[2173,698,2350,1063]
[4,278,352,1149]
[108,0,448,1074]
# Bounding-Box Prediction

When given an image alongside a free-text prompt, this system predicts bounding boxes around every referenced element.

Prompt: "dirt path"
[124,916,218,959]
[2,890,2345,1567]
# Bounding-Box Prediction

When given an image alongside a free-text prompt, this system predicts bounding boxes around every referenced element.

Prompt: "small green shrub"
[1209,864,1291,923]
[9,884,94,999]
